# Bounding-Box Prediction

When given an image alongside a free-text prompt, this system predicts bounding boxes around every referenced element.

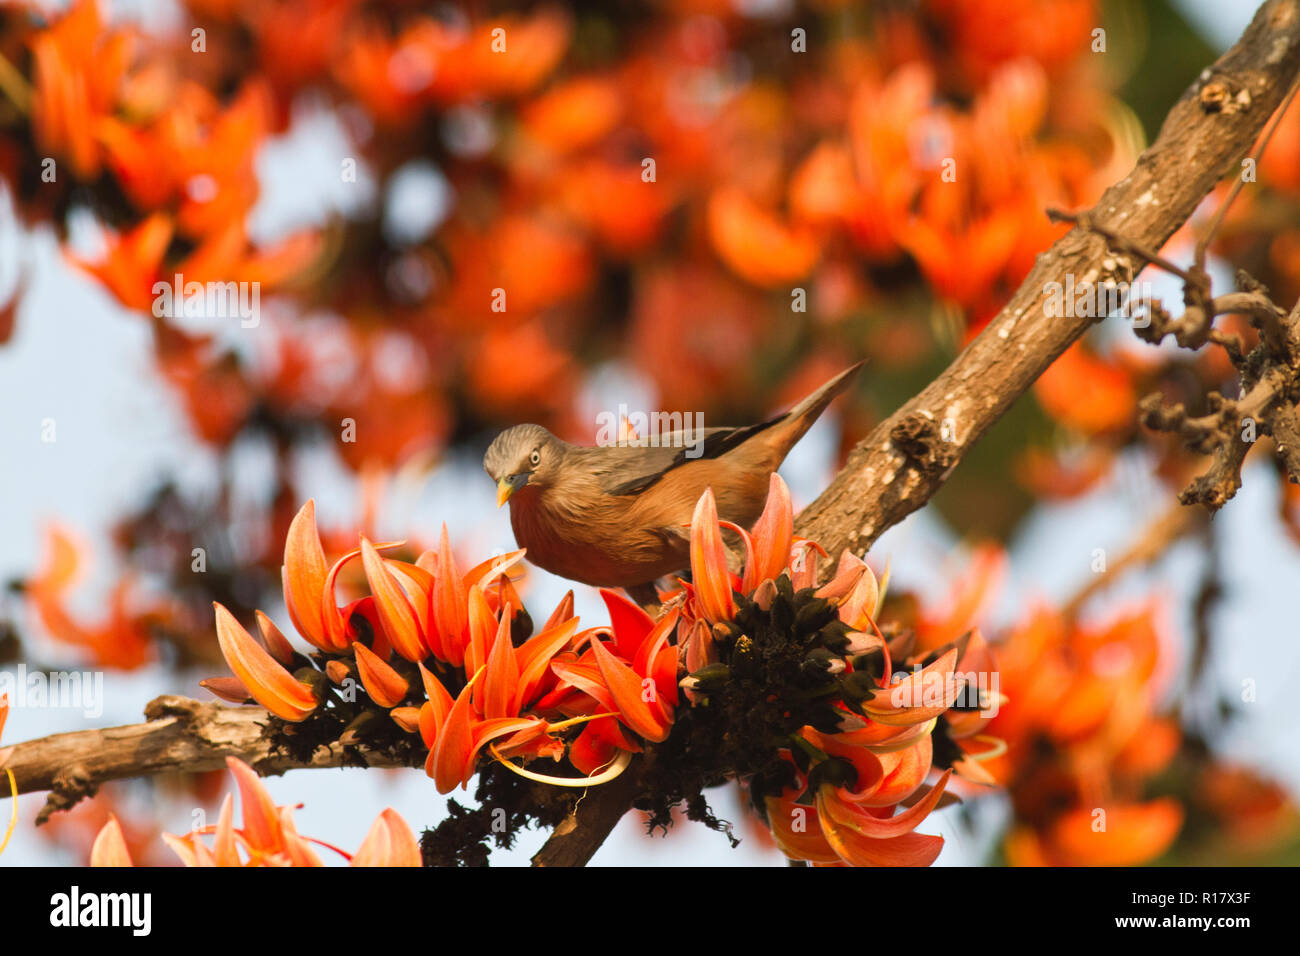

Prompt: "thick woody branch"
[794,0,1300,567]
[0,695,410,823]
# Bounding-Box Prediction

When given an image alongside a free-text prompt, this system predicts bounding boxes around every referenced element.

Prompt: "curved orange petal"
[352,641,411,709]
[745,473,793,590]
[590,636,670,742]
[89,816,133,867]
[431,680,478,793]
[199,675,252,704]
[360,538,426,662]
[543,591,575,630]
[431,525,468,666]
[214,603,318,722]
[483,608,520,719]
[514,616,580,713]
[465,585,497,678]
[862,649,960,726]
[600,588,653,660]
[255,610,296,667]
[689,488,736,624]
[226,756,283,854]
[213,793,239,867]
[820,816,945,867]
[818,770,951,840]
[765,795,841,864]
[352,808,421,866]
[282,500,329,648]
[1048,799,1182,866]
[278,807,324,866]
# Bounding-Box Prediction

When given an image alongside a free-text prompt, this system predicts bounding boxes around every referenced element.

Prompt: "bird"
[483,362,862,596]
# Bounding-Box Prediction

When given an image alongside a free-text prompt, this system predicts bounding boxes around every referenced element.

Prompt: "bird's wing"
[591,417,785,496]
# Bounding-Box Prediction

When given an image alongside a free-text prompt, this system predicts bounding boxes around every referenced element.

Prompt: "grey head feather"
[483,424,566,480]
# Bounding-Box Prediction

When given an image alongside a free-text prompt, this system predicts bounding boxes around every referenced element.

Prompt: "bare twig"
[1062,504,1200,620]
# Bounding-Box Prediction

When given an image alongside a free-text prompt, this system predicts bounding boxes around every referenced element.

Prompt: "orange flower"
[213,603,319,722]
[1033,341,1137,435]
[424,590,582,792]
[92,758,421,866]
[26,525,160,670]
[29,0,133,179]
[88,815,135,867]
[766,732,953,867]
[1015,799,1183,867]
[687,487,737,624]
[520,76,622,154]
[708,187,821,287]
[69,213,173,313]
[351,808,422,867]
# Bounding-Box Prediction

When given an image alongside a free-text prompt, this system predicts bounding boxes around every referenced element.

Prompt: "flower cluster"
[986,606,1185,866]
[673,478,1001,865]
[206,498,679,796]
[206,479,1000,866]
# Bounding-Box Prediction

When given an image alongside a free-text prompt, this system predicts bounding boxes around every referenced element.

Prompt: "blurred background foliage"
[0,0,1298,865]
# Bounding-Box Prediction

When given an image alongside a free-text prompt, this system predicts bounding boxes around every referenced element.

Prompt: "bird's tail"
[774,361,863,452]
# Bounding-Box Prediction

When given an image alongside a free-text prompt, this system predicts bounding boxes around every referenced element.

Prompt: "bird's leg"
[624,582,662,614]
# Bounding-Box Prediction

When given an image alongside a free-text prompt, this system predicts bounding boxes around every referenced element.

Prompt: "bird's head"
[483,424,564,507]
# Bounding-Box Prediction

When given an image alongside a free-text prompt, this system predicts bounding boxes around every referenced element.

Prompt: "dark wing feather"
[596,415,784,496]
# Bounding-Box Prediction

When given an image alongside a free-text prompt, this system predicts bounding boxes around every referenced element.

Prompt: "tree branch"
[0,695,410,823]
[795,0,1300,567]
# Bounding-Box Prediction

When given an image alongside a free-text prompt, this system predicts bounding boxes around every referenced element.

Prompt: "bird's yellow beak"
[497,477,515,508]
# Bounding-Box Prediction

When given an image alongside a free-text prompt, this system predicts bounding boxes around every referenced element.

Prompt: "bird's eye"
[529,449,541,467]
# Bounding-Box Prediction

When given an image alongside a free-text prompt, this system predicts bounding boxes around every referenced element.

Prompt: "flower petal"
[90,815,133,867]
[483,607,520,719]
[747,473,793,589]
[214,603,318,721]
[352,808,421,866]
[360,538,426,661]
[353,641,411,709]
[226,756,283,853]
[431,525,468,666]
[590,635,670,742]
[689,488,736,624]
[600,588,653,660]
[282,500,328,647]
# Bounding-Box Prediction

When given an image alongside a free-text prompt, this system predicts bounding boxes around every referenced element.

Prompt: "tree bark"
[0,695,410,823]
[796,0,1300,564]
